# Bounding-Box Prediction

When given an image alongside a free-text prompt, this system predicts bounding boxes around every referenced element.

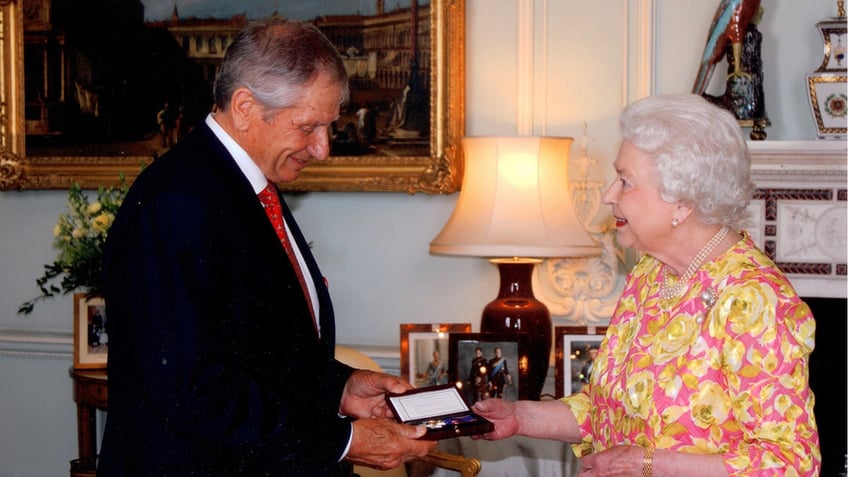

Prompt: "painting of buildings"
[23,0,431,159]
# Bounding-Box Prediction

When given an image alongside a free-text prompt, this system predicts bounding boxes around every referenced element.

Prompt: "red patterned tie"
[258,182,318,333]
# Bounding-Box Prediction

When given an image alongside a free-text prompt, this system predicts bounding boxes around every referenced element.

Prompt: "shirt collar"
[205,113,267,194]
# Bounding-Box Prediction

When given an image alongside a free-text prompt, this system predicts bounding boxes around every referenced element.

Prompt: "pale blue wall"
[0,1,839,474]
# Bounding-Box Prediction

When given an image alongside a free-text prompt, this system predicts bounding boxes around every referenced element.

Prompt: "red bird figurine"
[692,0,763,95]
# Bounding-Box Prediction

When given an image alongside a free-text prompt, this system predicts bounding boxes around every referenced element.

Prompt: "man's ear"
[229,88,258,131]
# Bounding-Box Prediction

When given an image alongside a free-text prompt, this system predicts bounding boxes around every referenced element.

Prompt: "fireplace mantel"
[749,140,847,186]
[747,140,847,299]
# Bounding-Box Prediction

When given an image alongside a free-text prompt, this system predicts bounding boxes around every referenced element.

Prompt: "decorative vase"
[479,259,550,401]
[806,1,847,139]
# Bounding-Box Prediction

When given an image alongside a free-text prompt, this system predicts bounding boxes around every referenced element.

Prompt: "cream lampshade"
[430,136,600,400]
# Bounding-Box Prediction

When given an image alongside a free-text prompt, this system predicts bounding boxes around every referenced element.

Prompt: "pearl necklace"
[660,226,729,301]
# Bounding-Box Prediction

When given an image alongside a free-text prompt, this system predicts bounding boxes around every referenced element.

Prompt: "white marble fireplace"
[747,140,847,300]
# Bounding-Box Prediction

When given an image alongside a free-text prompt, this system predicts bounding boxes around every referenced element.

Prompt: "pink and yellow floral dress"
[562,233,820,476]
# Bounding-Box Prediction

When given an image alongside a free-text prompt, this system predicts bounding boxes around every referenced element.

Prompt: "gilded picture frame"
[0,0,464,193]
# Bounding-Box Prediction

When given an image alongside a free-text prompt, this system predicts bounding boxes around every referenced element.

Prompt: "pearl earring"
[672,218,679,227]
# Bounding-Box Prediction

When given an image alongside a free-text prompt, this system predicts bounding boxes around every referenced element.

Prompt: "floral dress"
[562,233,820,476]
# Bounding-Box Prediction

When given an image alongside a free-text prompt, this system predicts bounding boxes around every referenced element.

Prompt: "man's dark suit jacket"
[98,122,356,476]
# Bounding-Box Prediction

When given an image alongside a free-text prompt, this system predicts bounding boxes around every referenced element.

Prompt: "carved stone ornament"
[534,127,629,326]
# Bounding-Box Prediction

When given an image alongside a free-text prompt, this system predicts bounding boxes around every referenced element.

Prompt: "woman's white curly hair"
[619,94,755,229]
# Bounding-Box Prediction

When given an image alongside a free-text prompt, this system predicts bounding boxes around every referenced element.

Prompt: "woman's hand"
[471,398,520,440]
[578,446,729,477]
[577,445,644,477]
[474,398,583,442]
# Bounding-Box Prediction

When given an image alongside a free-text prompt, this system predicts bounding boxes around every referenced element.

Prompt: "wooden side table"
[69,368,108,477]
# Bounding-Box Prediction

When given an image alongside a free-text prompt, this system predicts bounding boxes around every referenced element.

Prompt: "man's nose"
[306,129,330,160]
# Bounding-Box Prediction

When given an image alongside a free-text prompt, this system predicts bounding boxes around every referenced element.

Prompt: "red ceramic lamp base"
[479,258,551,401]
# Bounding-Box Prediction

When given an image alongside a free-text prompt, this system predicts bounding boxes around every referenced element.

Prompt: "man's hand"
[340,369,415,419]
[346,418,436,470]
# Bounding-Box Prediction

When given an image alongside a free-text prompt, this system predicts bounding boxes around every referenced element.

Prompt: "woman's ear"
[672,201,696,226]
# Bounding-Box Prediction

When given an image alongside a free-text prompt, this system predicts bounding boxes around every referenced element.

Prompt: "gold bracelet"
[642,446,654,477]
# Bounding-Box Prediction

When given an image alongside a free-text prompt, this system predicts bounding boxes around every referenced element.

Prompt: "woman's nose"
[601,183,616,205]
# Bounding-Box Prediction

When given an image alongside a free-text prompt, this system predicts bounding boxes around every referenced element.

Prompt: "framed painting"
[73,293,108,369]
[399,323,471,387]
[0,0,465,193]
[448,332,531,403]
[554,326,608,398]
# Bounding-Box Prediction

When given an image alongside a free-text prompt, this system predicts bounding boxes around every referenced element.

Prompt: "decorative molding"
[748,140,848,186]
[520,1,654,132]
[625,0,656,102]
[517,0,534,134]
[0,329,72,360]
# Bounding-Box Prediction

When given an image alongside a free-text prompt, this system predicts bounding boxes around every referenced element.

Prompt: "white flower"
[19,175,129,315]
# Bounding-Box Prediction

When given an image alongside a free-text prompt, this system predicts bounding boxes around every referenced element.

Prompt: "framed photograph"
[400,323,471,387]
[73,293,108,369]
[0,0,465,193]
[554,326,608,398]
[448,332,531,403]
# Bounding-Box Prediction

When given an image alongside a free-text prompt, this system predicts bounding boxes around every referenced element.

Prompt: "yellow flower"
[623,370,654,419]
[730,391,755,423]
[658,365,683,399]
[660,404,688,424]
[651,314,699,364]
[774,394,793,415]
[690,381,730,429]
[92,213,113,233]
[723,284,776,337]
[562,393,592,424]
[87,201,102,214]
[721,339,746,372]
[761,349,779,373]
[71,228,84,239]
[793,313,816,354]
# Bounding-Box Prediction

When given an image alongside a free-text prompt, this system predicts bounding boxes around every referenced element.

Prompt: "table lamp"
[430,136,600,399]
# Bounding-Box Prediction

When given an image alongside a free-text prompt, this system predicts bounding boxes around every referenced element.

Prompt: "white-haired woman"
[473,94,820,477]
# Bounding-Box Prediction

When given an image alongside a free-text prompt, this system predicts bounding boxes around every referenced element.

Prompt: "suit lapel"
[279,195,335,349]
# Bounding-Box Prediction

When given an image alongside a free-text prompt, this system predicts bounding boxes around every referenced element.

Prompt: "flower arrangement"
[18,176,128,315]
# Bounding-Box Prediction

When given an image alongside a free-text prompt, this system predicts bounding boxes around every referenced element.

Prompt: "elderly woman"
[472,94,820,477]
